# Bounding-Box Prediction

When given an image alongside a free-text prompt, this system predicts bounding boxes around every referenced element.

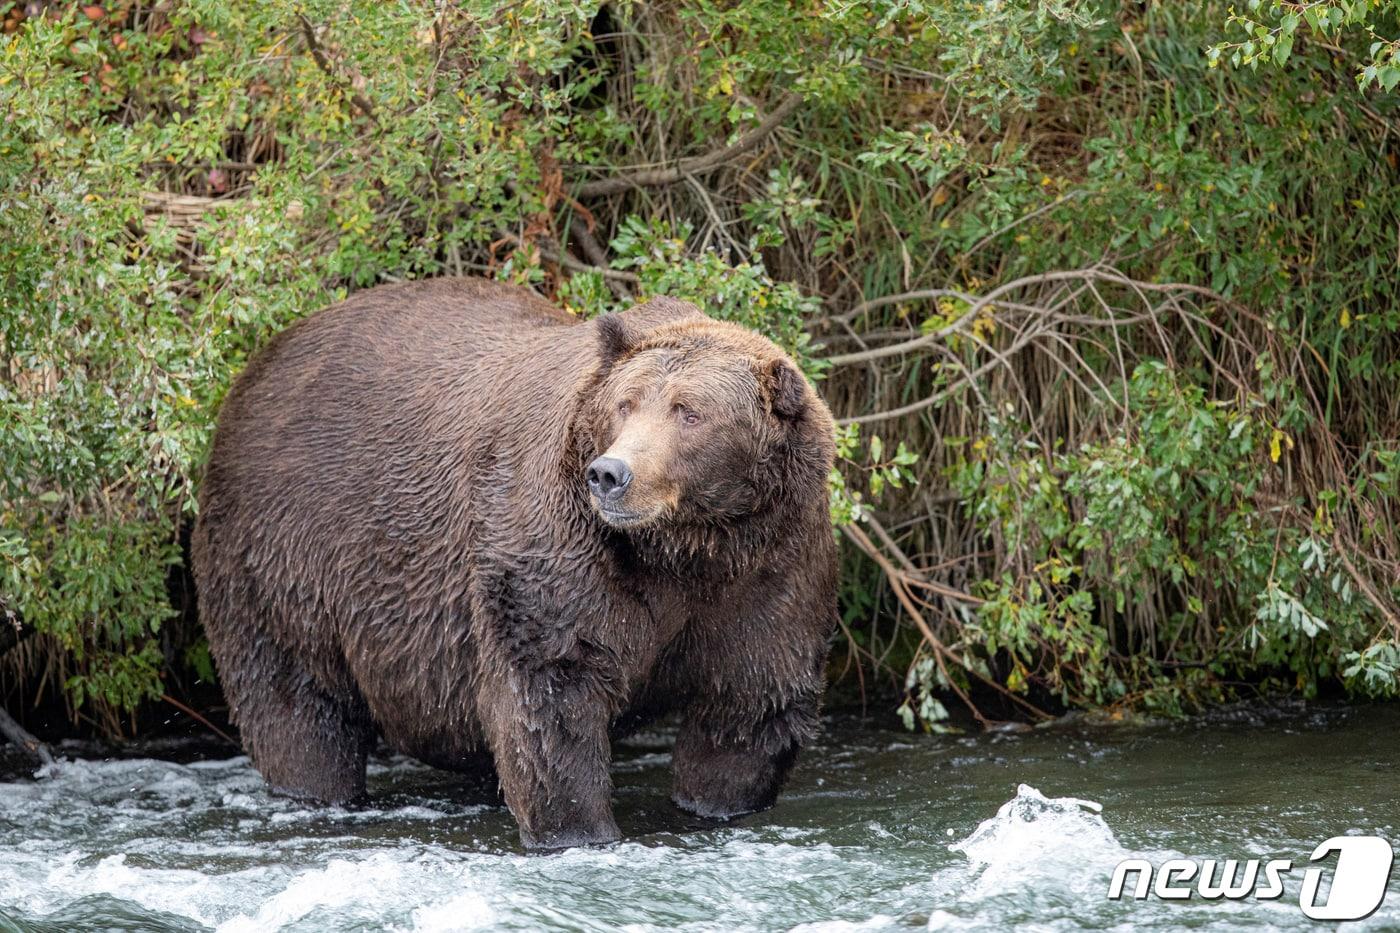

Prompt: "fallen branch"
[573,92,803,198]
[842,524,989,727]
[0,705,55,769]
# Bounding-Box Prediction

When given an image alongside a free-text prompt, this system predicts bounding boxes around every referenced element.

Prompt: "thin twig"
[962,190,1091,260]
[161,694,240,748]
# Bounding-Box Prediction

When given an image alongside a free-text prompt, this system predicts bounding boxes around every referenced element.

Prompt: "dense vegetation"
[2,0,1398,737]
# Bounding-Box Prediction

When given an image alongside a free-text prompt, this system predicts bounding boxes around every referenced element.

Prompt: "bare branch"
[161,694,239,748]
[842,522,1051,725]
[821,288,972,330]
[573,93,803,198]
[823,268,1239,368]
[835,322,1045,426]
[496,231,641,286]
[568,218,632,300]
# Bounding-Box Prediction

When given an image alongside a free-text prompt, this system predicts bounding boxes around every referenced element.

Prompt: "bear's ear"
[597,314,632,368]
[597,299,706,369]
[761,357,808,422]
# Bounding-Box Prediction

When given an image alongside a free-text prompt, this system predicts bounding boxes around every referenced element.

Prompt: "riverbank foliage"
[2,0,1398,736]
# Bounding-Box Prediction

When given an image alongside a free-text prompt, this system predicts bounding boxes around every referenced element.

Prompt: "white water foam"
[4,755,1397,932]
[921,784,1133,931]
[949,784,1127,896]
[0,755,908,931]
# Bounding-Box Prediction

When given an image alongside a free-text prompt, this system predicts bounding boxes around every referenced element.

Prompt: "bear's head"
[578,299,835,541]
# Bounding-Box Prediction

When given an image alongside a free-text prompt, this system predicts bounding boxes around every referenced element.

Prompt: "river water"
[1,701,1396,931]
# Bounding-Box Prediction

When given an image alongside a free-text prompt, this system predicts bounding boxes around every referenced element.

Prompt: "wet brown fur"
[192,277,838,849]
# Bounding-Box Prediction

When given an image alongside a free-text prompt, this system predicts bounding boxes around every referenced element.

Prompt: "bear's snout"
[586,455,633,505]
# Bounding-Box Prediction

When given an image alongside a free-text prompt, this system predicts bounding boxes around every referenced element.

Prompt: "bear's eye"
[674,404,702,426]
[617,400,632,417]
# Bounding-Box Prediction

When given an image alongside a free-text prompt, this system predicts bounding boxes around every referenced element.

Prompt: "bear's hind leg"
[223,637,373,806]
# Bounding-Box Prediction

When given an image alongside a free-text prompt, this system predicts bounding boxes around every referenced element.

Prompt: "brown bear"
[192,277,838,849]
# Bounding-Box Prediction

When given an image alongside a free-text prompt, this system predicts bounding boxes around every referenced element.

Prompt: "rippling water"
[1,702,1397,931]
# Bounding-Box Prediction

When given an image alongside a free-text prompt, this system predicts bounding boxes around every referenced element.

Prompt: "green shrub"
[2,0,1397,734]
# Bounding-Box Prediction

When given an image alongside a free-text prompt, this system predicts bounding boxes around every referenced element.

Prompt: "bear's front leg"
[478,662,621,850]
[670,567,834,821]
[672,692,821,820]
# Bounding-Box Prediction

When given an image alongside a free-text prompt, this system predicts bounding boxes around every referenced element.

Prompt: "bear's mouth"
[598,506,646,528]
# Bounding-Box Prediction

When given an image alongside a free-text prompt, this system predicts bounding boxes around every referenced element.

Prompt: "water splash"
[950,784,1126,896]
[922,783,1386,933]
[924,785,1138,931]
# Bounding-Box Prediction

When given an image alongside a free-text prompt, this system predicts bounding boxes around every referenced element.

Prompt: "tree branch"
[495,231,641,285]
[569,217,633,300]
[822,288,973,330]
[298,15,378,123]
[573,92,803,198]
[835,326,1043,426]
[841,522,1050,725]
[161,694,240,748]
[823,268,1239,368]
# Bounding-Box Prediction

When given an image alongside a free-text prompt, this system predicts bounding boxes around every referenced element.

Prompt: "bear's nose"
[586,456,633,501]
